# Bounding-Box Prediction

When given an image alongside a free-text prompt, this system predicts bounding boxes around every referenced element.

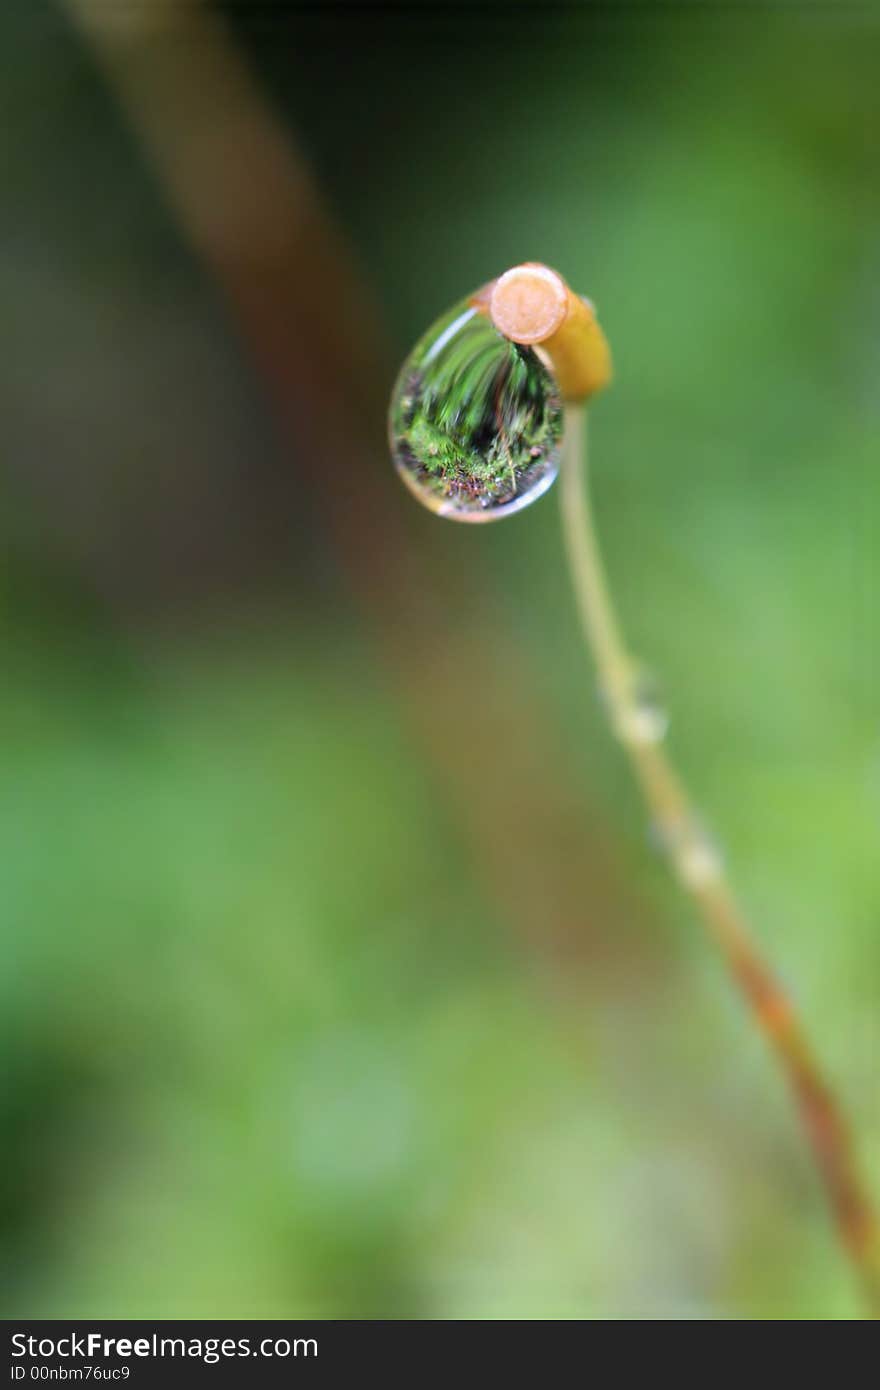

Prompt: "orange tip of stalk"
[481,262,612,404]
[488,263,568,344]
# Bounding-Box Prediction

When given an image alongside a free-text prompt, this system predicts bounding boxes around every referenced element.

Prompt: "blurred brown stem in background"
[561,406,880,1317]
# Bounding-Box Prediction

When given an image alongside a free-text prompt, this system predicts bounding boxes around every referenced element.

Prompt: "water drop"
[677,827,724,889]
[652,815,724,888]
[603,667,669,746]
[389,296,564,522]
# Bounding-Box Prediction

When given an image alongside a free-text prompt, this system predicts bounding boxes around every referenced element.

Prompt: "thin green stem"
[560,404,880,1317]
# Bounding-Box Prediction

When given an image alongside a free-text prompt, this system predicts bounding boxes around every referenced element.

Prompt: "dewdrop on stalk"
[387,261,880,1313]
[388,263,612,520]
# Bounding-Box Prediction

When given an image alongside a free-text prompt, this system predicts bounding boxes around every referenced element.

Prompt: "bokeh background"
[3,0,879,1319]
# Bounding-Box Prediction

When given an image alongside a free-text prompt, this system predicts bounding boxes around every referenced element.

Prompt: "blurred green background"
[2,0,879,1319]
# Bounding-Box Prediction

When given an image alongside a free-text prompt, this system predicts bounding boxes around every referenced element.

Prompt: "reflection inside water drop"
[389,296,564,522]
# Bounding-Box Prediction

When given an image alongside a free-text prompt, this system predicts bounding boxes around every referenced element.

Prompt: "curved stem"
[560,405,880,1316]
